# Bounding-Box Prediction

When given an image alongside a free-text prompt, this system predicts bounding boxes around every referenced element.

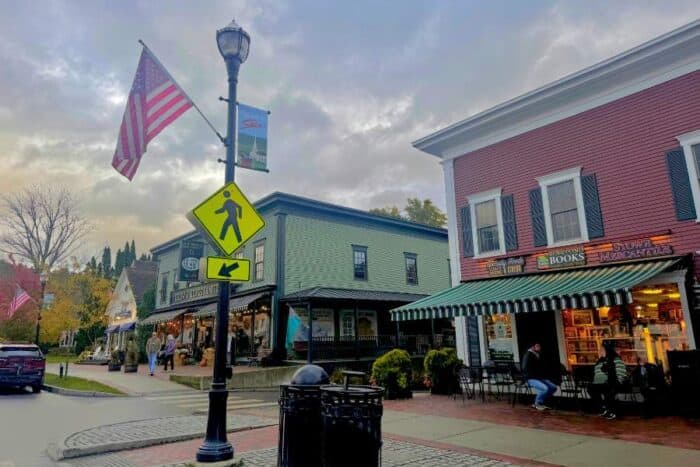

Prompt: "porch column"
[395,320,400,349]
[307,303,313,364]
[430,318,436,348]
[251,305,257,358]
[354,303,359,360]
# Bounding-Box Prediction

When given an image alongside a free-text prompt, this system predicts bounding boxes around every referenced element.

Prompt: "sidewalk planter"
[371,349,412,399]
[424,348,461,395]
[108,350,124,372]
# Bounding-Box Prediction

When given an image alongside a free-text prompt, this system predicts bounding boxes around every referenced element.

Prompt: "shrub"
[424,348,462,395]
[371,349,412,399]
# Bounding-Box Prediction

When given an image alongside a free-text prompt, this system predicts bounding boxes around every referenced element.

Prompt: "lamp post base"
[195,440,234,463]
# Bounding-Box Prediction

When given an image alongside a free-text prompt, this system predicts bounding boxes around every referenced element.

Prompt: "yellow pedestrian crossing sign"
[187,182,265,256]
[206,257,250,282]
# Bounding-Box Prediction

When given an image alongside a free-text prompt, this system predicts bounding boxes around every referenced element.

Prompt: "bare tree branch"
[0,186,92,271]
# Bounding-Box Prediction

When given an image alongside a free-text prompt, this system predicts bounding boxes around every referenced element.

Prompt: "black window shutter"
[666,147,697,221]
[501,194,518,251]
[460,205,474,257]
[529,188,547,247]
[582,174,604,239]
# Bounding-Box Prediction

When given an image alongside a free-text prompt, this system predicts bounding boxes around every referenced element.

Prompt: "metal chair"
[455,366,485,403]
[510,364,532,407]
[485,360,513,400]
[560,368,586,412]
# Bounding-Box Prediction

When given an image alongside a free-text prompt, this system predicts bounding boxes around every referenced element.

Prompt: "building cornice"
[414,20,700,160]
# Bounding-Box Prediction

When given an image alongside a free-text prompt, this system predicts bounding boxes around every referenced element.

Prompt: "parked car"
[0,343,45,393]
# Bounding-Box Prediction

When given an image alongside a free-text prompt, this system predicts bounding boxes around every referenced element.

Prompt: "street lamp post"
[35,271,48,346]
[196,19,250,464]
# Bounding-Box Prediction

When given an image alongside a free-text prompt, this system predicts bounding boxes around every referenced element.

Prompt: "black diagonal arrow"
[218,262,240,278]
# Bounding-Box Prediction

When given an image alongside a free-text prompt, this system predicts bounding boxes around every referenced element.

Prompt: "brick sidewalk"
[384,393,700,450]
[63,426,524,467]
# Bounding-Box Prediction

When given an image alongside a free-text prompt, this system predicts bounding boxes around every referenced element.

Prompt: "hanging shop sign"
[171,282,219,306]
[486,256,525,276]
[537,246,586,270]
[179,240,204,282]
[599,237,673,263]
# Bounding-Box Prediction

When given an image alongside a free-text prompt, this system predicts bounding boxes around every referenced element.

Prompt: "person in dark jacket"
[589,341,628,420]
[522,342,558,410]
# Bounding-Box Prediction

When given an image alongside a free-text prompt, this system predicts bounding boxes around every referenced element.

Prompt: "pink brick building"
[394,21,700,373]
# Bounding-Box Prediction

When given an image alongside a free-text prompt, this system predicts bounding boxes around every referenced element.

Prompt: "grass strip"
[44,373,125,395]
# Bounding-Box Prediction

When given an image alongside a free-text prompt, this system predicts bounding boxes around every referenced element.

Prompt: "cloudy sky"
[1,1,699,260]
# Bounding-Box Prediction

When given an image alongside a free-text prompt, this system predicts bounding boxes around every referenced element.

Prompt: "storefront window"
[485,314,516,361]
[562,283,689,371]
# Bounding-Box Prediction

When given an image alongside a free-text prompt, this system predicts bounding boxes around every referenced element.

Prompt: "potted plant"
[108,348,122,372]
[371,349,413,399]
[424,348,462,395]
[123,337,138,373]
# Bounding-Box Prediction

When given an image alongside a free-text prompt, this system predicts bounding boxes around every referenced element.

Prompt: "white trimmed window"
[677,130,700,221]
[537,167,588,246]
[468,188,505,258]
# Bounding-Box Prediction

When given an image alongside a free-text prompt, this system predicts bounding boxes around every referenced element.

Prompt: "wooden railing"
[293,334,456,360]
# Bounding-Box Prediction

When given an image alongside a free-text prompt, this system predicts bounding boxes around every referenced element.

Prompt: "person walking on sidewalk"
[146,332,161,376]
[589,341,628,420]
[522,342,558,411]
[163,334,176,372]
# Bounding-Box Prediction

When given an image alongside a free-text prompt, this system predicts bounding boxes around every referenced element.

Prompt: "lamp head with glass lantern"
[217,19,250,74]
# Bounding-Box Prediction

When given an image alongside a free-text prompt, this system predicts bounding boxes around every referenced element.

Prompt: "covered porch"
[282,287,455,361]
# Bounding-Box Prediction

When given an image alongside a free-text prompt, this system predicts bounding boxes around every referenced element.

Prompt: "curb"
[42,384,125,398]
[47,420,276,461]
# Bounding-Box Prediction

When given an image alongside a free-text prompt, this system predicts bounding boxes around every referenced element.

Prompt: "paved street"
[0,387,186,467]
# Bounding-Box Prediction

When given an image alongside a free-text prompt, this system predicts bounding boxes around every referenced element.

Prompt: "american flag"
[8,287,31,318]
[112,46,193,180]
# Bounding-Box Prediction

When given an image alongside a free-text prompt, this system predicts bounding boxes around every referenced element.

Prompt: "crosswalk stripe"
[192,402,278,412]
[146,394,243,402]
[179,398,264,408]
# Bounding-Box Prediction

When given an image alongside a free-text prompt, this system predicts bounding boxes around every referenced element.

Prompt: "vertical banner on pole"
[237,103,269,172]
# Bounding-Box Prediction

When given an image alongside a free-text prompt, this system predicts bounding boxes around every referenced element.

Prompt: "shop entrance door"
[515,311,561,380]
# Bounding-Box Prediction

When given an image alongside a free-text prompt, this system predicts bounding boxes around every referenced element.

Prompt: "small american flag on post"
[8,287,31,318]
[112,45,193,181]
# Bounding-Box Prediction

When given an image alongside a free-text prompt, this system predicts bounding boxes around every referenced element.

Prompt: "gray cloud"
[1,0,700,257]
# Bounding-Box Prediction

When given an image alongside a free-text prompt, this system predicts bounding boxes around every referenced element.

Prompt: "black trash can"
[278,364,330,467]
[320,383,384,467]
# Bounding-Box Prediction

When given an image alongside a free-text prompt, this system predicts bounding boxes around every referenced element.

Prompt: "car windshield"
[0,347,42,358]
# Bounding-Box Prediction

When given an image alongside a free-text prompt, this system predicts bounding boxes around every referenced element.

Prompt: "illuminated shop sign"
[486,256,526,276]
[599,237,673,263]
[537,246,586,270]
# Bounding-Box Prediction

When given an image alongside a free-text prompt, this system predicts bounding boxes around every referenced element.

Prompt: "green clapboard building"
[143,192,450,362]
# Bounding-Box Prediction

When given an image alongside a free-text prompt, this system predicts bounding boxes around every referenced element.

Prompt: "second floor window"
[537,167,589,246]
[254,243,264,281]
[159,273,168,304]
[475,200,500,253]
[353,246,367,280]
[405,253,418,285]
[548,180,581,242]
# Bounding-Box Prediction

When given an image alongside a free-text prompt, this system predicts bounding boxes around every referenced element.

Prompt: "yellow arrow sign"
[206,257,250,282]
[187,182,265,256]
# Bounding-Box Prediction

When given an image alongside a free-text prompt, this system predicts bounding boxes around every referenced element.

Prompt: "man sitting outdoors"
[522,341,558,411]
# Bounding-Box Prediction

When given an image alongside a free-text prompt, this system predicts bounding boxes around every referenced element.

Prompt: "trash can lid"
[320,385,383,395]
[290,364,330,386]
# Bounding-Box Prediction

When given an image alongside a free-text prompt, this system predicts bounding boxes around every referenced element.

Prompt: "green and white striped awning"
[391,259,678,322]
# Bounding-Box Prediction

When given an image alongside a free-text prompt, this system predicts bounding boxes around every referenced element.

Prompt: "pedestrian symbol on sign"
[187,182,265,256]
[215,191,243,243]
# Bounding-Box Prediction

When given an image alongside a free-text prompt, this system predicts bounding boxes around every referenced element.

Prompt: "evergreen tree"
[87,256,98,274]
[97,261,103,277]
[123,242,131,267]
[139,253,151,261]
[101,246,112,278]
[130,240,136,264]
[114,249,124,277]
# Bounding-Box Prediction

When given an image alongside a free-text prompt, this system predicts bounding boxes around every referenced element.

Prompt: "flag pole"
[138,39,226,145]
